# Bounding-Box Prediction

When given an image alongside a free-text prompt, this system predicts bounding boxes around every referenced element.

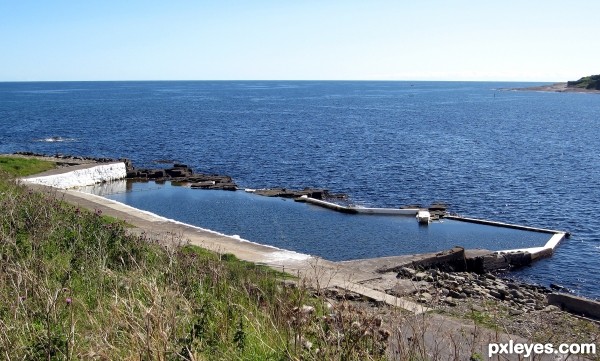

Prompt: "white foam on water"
[35,136,77,142]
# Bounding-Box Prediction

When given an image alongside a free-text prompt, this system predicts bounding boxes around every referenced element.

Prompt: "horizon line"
[0,79,559,83]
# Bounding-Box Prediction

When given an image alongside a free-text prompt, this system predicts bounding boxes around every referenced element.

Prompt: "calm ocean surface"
[1,81,598,299]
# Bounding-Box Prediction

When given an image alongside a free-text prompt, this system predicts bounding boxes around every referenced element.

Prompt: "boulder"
[397,267,417,278]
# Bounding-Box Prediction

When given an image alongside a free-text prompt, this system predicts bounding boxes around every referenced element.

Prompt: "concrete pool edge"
[18,160,569,313]
[297,196,569,266]
[20,163,430,314]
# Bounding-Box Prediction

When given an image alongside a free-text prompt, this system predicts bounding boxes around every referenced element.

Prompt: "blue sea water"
[1,81,598,298]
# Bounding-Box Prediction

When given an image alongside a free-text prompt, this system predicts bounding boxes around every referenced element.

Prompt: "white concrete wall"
[24,163,127,189]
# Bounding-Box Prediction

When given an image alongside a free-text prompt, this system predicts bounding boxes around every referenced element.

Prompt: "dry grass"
[0,174,388,360]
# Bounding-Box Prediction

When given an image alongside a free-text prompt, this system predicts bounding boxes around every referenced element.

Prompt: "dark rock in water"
[549,283,566,291]
[165,167,192,178]
[147,169,166,179]
[254,187,330,199]
[125,162,238,190]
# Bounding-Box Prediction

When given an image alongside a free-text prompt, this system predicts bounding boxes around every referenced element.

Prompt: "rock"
[444,297,457,306]
[488,290,503,300]
[387,279,421,297]
[397,267,417,278]
[449,290,467,299]
[414,272,428,281]
[300,305,315,314]
[151,170,167,179]
[497,288,510,297]
[471,305,485,312]
[165,167,192,177]
[447,274,466,282]
[509,290,525,300]
[543,305,560,312]
[509,309,524,316]
[550,283,567,291]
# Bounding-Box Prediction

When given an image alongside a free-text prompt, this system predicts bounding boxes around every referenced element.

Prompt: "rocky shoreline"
[509,82,600,94]
[342,246,600,328]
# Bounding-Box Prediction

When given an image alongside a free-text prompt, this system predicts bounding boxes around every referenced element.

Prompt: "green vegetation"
[0,173,389,360]
[0,156,56,177]
[567,74,600,90]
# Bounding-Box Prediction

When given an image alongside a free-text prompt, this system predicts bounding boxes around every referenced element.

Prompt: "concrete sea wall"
[23,162,127,189]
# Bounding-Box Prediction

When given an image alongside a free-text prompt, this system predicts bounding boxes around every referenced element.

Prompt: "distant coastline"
[512,82,600,94]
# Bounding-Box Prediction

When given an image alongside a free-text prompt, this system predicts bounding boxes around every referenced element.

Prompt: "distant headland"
[512,74,600,93]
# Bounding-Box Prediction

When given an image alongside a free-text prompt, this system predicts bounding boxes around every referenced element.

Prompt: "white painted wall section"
[24,163,127,189]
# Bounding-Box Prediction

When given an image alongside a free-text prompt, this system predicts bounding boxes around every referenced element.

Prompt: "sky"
[0,0,598,82]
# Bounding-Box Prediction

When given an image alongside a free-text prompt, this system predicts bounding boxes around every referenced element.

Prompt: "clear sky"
[1,0,598,81]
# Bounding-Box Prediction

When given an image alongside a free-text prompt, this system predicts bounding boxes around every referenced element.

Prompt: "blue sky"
[0,0,598,81]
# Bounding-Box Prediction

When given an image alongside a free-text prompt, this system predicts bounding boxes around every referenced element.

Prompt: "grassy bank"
[0,156,56,177]
[0,174,388,360]
[567,74,600,90]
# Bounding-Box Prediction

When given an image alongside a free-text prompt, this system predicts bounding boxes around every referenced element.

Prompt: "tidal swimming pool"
[82,181,550,261]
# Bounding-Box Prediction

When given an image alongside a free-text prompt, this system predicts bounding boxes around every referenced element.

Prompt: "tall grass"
[0,174,388,360]
[0,156,56,177]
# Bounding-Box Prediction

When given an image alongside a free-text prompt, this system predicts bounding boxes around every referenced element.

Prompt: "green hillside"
[567,74,600,90]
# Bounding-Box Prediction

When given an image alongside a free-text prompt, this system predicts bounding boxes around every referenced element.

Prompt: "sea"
[0,81,598,299]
